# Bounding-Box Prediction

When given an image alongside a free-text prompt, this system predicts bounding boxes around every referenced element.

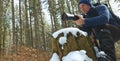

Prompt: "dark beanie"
[78,0,92,7]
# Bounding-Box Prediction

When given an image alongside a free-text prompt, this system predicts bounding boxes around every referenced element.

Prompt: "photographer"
[74,0,117,61]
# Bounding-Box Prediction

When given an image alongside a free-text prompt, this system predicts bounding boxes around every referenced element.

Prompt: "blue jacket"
[82,4,113,35]
[84,4,112,27]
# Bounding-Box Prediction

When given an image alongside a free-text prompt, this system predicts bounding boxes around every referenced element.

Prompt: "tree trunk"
[19,0,23,45]
[51,0,57,31]
[25,0,31,47]
[29,0,34,47]
[51,29,97,61]
[11,0,15,44]
[0,0,3,54]
[48,0,57,31]
[59,0,67,28]
[2,23,6,53]
[38,0,46,50]
[33,0,40,48]
[48,0,54,33]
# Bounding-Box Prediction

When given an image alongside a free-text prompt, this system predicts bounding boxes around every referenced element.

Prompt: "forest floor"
[118,59,120,61]
[117,54,120,61]
[0,45,50,61]
[0,45,120,61]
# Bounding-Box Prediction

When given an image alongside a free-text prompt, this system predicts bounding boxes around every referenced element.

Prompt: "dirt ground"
[117,58,120,61]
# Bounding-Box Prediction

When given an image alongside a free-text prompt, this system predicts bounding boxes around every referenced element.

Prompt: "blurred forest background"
[0,0,120,61]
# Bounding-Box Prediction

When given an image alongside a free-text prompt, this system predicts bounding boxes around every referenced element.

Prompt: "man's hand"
[73,15,85,26]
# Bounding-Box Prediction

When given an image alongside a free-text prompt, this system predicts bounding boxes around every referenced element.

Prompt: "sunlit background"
[14,0,120,24]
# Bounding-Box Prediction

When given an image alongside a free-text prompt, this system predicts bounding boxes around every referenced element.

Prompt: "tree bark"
[48,0,57,32]
[38,0,46,50]
[25,0,31,47]
[11,0,15,44]
[19,0,23,45]
[33,0,40,48]
[29,0,34,47]
[51,31,97,61]
[0,0,3,54]
[48,0,54,33]
[59,0,67,28]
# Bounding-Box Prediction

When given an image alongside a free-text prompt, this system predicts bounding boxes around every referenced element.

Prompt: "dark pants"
[102,24,120,42]
[97,29,116,61]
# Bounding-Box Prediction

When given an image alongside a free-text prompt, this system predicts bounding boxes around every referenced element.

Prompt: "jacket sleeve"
[84,4,110,27]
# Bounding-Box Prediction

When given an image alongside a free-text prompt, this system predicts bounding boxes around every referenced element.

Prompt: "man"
[74,0,116,61]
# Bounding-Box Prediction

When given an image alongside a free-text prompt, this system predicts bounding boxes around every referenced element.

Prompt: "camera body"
[61,12,80,21]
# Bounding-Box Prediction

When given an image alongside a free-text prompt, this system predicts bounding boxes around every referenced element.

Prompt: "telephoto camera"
[61,12,80,21]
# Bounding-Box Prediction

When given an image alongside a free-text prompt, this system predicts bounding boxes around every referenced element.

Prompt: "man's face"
[79,3,90,14]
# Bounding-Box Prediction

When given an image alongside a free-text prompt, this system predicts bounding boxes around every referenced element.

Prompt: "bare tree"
[48,0,58,32]
[24,0,31,47]
[11,0,15,44]
[0,0,3,53]
[38,0,46,50]
[19,0,23,45]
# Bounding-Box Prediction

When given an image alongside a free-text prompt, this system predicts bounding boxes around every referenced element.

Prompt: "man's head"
[78,0,91,14]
